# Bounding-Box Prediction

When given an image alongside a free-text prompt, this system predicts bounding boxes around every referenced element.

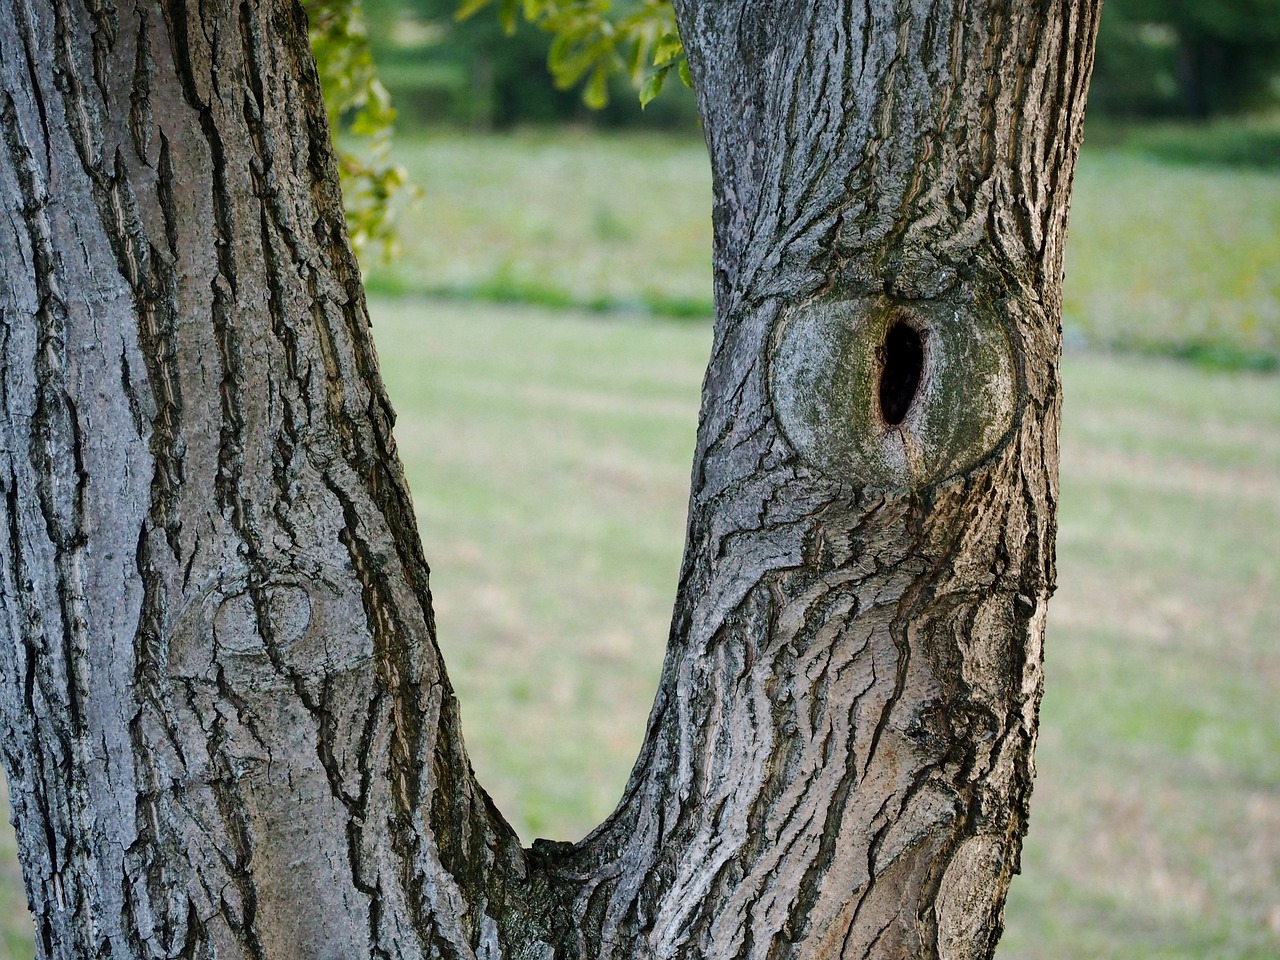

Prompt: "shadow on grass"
[1085,119,1280,170]
[365,272,715,321]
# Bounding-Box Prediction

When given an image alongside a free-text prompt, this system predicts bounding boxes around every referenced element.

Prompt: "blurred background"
[2,1,1278,957]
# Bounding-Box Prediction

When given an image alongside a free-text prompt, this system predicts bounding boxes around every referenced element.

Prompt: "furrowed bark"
[530,2,1101,958]
[0,0,531,955]
[0,0,1100,957]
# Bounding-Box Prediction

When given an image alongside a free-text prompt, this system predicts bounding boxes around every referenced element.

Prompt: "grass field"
[0,125,1278,957]
[365,128,1280,367]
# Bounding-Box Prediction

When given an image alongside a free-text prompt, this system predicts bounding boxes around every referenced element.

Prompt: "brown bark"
[0,0,1100,957]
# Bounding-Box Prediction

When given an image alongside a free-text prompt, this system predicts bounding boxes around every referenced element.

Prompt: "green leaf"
[459,0,685,111]
[653,31,682,66]
[639,63,670,107]
[304,0,418,264]
[678,56,692,88]
[498,0,520,34]
[627,32,649,78]
[455,0,492,21]
[584,63,610,109]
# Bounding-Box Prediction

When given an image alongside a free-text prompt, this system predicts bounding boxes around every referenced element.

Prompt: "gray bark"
[0,0,1099,957]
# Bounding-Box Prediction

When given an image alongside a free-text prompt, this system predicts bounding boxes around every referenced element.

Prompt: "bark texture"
[525,3,1102,957]
[0,0,527,954]
[0,0,1099,957]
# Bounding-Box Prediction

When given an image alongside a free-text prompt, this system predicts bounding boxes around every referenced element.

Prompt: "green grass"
[372,300,706,838]
[390,302,1280,959]
[1084,118,1280,170]
[1001,353,1280,960]
[399,302,1280,960]
[366,130,715,314]
[384,305,1280,960]
[1064,151,1280,369]
[0,781,29,960]
[365,127,1280,368]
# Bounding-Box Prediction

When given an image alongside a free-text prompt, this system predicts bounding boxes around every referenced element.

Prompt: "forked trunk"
[0,0,1099,957]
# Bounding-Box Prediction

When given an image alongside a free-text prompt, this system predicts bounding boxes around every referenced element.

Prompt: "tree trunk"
[0,0,526,954]
[0,0,1099,957]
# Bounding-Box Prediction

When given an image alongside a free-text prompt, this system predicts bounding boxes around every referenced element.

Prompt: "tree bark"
[0,0,526,954]
[523,4,1102,957]
[0,0,1099,957]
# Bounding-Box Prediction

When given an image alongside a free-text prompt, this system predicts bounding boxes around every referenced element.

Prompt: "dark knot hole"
[879,321,924,426]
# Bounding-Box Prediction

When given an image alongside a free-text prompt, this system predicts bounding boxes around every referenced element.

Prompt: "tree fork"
[0,0,1100,957]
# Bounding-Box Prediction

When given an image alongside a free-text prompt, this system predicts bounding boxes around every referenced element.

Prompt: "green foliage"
[1094,0,1280,117]
[306,0,418,260]
[455,0,690,109]
[1119,0,1280,43]
[304,0,694,261]
[639,33,689,107]
[363,0,573,129]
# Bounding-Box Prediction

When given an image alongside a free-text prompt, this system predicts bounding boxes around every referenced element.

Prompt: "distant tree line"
[364,0,1280,128]
[1093,0,1280,118]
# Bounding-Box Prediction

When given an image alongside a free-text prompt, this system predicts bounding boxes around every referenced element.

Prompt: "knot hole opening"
[879,321,924,426]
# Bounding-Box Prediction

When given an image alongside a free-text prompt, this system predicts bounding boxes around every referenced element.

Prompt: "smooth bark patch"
[936,834,1006,959]
[770,295,1018,491]
[167,566,368,688]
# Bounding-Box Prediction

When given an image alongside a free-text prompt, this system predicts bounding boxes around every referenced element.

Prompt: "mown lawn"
[385,299,1280,960]
[366,130,716,314]
[396,301,1280,959]
[0,300,1274,959]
